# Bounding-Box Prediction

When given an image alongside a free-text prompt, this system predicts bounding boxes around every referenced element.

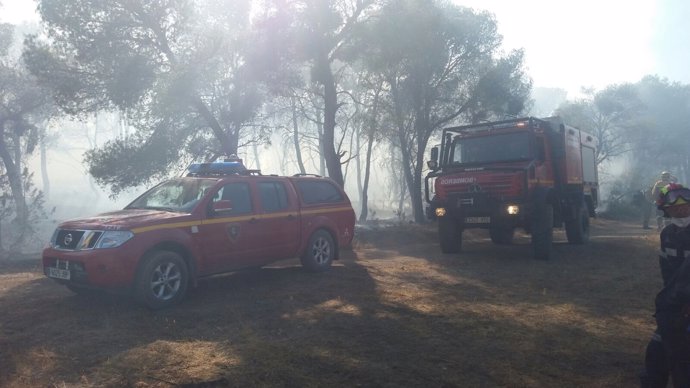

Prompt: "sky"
[458,0,690,98]
[1,0,689,97]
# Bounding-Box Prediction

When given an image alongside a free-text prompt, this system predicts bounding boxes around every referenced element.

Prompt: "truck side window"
[258,182,289,212]
[295,181,344,204]
[214,182,252,214]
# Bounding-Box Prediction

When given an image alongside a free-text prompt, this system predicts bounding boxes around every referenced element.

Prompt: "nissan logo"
[63,233,73,246]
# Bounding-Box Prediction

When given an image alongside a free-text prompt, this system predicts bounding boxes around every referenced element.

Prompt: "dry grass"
[0,218,660,387]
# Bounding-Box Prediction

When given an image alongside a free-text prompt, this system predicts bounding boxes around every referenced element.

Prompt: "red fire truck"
[425,116,599,260]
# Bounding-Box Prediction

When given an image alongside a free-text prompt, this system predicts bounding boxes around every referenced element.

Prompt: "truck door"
[253,180,301,263]
[196,181,263,273]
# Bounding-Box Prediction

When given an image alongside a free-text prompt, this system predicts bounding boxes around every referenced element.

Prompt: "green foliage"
[598,177,644,221]
[24,0,271,196]
[557,76,690,189]
[0,168,52,252]
[556,83,645,166]
[0,23,54,252]
[84,123,186,197]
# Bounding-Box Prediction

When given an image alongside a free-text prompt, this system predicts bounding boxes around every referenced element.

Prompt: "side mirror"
[427,146,439,170]
[212,199,233,213]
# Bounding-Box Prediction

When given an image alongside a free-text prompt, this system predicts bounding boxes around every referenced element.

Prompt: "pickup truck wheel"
[438,216,462,253]
[301,230,334,272]
[489,227,514,245]
[134,251,188,310]
[532,204,554,260]
[565,203,590,244]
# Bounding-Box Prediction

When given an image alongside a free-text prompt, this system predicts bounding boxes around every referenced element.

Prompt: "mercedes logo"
[469,184,482,193]
[63,233,73,246]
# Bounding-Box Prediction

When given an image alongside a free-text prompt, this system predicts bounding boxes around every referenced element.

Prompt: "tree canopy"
[24,0,271,195]
[356,0,532,222]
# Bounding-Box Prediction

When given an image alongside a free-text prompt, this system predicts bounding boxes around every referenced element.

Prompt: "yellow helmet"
[656,183,690,210]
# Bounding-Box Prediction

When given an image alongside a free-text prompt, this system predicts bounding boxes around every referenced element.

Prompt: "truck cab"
[425,117,598,260]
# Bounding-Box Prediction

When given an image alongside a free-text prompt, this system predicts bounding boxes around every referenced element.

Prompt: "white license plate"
[48,267,71,280]
[465,216,490,224]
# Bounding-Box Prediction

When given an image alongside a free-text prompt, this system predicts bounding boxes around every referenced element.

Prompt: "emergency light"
[186,161,257,176]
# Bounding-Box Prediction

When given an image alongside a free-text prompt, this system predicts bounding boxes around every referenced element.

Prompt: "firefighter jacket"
[656,223,690,313]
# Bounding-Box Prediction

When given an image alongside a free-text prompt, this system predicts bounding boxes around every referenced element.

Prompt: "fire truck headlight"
[435,207,447,217]
[507,205,520,215]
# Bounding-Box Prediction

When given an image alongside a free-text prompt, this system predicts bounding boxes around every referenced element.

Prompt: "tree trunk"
[251,142,261,171]
[40,139,50,201]
[359,85,382,223]
[291,97,306,174]
[191,96,236,157]
[316,111,326,176]
[314,54,344,186]
[0,137,28,228]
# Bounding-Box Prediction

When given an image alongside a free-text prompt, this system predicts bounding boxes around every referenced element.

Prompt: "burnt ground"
[0,218,661,387]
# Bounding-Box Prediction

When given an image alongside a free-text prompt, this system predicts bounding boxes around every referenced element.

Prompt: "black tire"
[489,227,514,245]
[532,204,554,260]
[439,217,462,253]
[134,251,189,310]
[301,230,335,272]
[565,203,590,244]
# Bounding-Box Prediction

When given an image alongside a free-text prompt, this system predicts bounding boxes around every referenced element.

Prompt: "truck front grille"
[54,230,103,250]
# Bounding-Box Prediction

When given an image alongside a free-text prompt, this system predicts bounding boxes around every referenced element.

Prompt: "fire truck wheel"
[565,203,590,244]
[301,230,334,272]
[134,251,189,310]
[490,227,514,245]
[532,204,554,260]
[438,217,462,253]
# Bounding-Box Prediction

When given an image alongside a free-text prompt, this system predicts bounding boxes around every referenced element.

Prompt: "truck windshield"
[451,132,532,164]
[126,178,217,213]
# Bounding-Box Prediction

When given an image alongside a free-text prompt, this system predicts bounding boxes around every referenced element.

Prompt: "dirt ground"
[0,218,662,387]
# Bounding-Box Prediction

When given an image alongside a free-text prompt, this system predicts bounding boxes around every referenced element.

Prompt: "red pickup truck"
[42,160,356,309]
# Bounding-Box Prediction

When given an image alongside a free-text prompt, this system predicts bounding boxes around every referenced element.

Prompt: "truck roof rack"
[186,161,262,177]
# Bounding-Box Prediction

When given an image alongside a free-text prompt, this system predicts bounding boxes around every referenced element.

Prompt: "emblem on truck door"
[226,224,240,241]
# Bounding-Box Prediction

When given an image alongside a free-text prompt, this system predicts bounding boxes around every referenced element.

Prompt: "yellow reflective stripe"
[300,206,353,216]
[131,220,201,234]
[200,212,297,226]
[528,179,555,185]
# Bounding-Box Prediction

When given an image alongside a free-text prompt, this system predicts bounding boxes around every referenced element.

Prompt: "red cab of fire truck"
[424,116,598,260]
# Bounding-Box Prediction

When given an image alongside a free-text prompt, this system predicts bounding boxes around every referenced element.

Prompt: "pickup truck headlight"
[95,231,134,249]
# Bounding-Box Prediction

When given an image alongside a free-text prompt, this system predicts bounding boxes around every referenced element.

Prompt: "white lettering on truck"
[440,177,476,185]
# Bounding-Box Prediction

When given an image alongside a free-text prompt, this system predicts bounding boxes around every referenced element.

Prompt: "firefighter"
[640,183,690,388]
[651,172,678,230]
[633,188,653,229]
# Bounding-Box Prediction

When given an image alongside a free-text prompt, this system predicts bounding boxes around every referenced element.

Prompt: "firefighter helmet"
[656,183,690,210]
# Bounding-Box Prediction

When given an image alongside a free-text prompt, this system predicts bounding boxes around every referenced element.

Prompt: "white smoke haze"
[3,0,690,253]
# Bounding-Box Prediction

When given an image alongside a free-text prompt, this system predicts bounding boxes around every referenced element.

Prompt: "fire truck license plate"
[465,216,490,224]
[48,267,71,280]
